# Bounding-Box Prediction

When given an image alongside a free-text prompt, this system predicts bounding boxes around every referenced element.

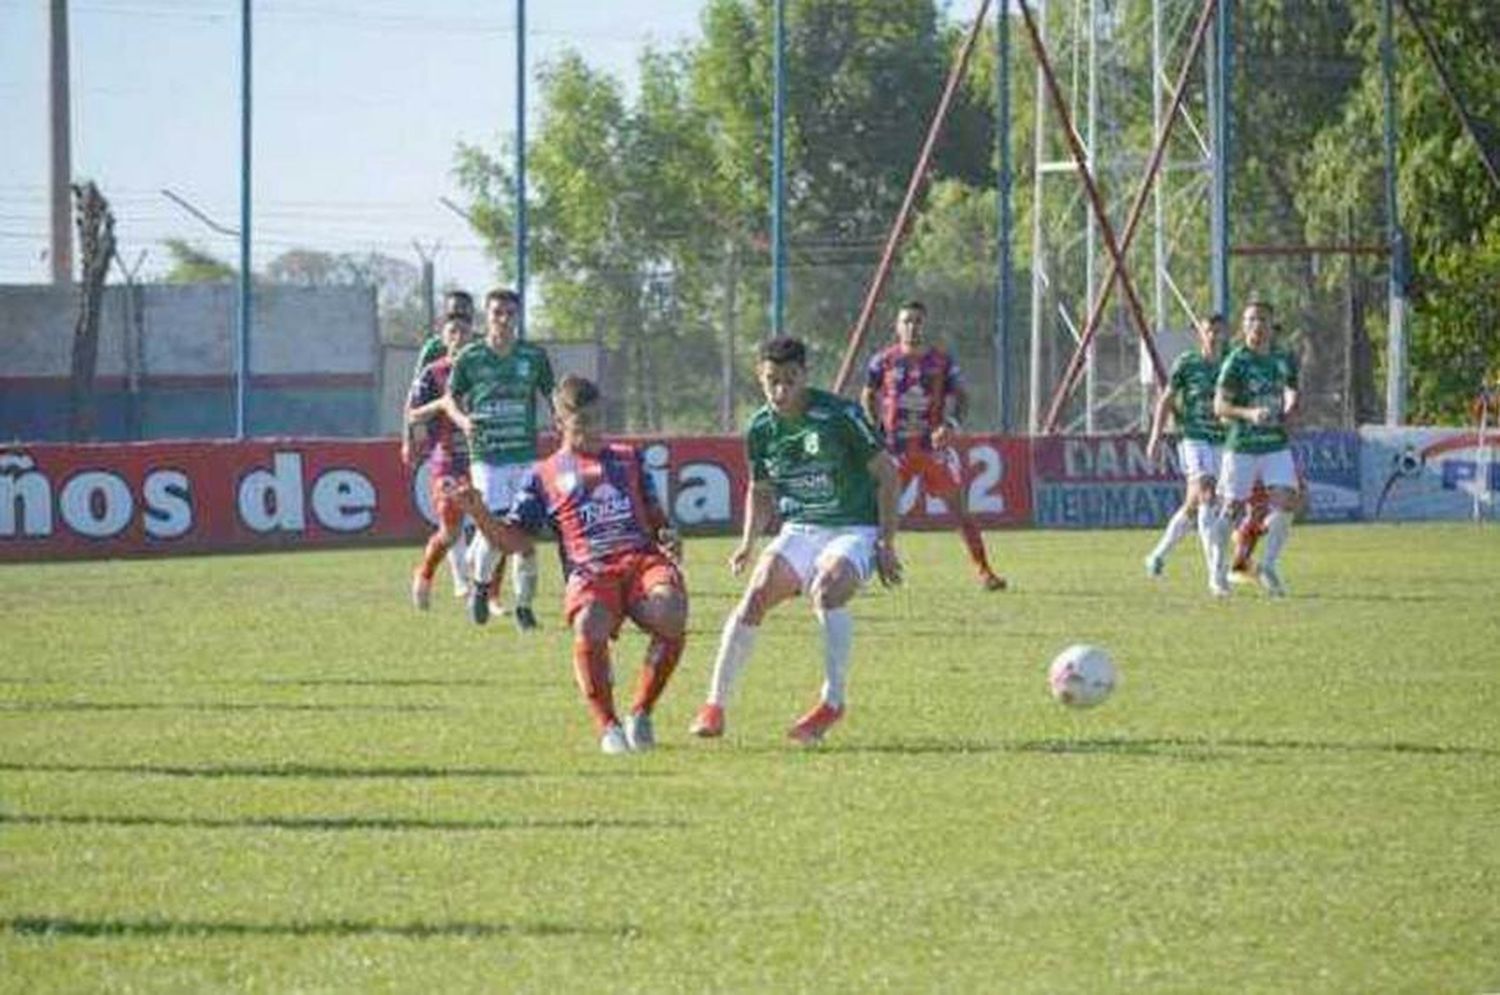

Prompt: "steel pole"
[236,0,252,439]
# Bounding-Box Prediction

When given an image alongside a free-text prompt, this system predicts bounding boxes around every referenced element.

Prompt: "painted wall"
[0,283,378,441]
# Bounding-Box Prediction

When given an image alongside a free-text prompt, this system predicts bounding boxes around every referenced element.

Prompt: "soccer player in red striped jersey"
[449,375,687,756]
[403,316,473,608]
[861,300,1006,591]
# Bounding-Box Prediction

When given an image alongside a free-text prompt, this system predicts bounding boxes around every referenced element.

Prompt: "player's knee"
[573,604,615,643]
[642,587,687,637]
[809,567,856,610]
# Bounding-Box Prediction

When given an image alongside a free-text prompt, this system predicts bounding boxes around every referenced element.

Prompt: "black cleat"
[468,581,491,625]
[513,605,538,632]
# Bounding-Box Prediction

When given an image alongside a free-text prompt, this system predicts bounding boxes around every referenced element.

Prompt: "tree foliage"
[452,0,1498,431]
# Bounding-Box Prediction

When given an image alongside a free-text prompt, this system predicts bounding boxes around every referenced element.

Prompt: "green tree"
[161,239,234,283]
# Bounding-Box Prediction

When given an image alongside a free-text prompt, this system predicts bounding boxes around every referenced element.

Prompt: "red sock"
[417,533,449,581]
[630,634,684,717]
[959,518,996,576]
[572,637,617,732]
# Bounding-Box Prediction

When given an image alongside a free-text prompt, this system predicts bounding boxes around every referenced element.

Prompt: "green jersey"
[746,388,884,527]
[448,339,556,465]
[1168,351,1226,444]
[1216,344,1299,454]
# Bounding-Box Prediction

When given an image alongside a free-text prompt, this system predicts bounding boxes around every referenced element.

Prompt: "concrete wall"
[1,283,378,441]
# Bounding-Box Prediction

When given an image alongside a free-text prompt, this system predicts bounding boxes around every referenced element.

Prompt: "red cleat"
[689,703,724,738]
[787,702,845,744]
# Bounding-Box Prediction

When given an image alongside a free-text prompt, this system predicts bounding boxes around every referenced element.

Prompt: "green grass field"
[2,523,1498,992]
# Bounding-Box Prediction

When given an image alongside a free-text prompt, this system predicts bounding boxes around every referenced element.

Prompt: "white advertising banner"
[1359,426,1500,521]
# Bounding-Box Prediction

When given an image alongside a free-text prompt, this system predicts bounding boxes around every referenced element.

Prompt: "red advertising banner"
[0,434,1031,562]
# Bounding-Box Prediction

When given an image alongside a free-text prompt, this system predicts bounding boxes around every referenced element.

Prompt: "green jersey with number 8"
[746,388,883,526]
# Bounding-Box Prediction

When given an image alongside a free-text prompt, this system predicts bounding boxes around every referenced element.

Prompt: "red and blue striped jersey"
[503,443,667,576]
[407,356,469,478]
[864,344,962,451]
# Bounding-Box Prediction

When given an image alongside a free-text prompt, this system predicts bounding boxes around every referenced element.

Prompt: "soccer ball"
[1047,644,1117,708]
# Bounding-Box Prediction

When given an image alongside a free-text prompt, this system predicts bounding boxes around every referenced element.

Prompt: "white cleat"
[1256,564,1287,598]
[1208,578,1232,599]
[599,723,630,756]
[1144,554,1165,578]
[410,573,432,611]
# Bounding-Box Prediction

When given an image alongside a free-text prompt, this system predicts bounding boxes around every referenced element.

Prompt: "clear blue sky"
[0,0,707,293]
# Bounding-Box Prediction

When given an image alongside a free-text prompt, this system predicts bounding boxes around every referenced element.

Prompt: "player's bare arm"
[869,453,903,587]
[932,382,968,450]
[859,386,880,429]
[1146,389,1175,461]
[1215,386,1271,426]
[439,391,472,436]
[731,480,775,576]
[446,480,533,557]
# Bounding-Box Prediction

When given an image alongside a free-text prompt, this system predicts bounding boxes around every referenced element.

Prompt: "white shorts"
[1177,439,1223,482]
[470,461,532,513]
[1222,449,1298,502]
[763,522,879,589]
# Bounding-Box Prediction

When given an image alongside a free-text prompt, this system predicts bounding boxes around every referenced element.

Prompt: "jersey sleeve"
[447,348,472,401]
[536,347,556,399]
[840,400,884,465]
[414,336,444,376]
[943,353,963,395]
[501,468,552,533]
[746,421,769,481]
[1215,352,1242,395]
[407,365,439,410]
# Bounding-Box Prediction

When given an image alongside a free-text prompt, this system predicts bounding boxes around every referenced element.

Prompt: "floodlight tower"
[1025,0,1223,435]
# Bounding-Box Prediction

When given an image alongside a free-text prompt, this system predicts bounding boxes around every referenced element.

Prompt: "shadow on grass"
[0,701,449,714]
[0,761,674,780]
[2,914,635,940]
[0,812,686,833]
[836,736,1500,760]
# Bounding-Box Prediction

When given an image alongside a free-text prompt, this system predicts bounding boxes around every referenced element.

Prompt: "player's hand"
[874,539,903,588]
[451,410,473,436]
[443,478,480,512]
[1145,435,1161,463]
[1249,406,1273,426]
[399,439,412,468]
[930,424,954,450]
[728,542,753,577]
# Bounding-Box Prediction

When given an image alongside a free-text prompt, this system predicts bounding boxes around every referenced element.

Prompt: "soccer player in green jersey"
[442,288,557,629]
[1213,300,1300,596]
[689,336,903,745]
[1144,313,1227,592]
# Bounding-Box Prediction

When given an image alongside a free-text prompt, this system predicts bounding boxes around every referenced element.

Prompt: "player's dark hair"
[758,336,807,368]
[485,288,521,308]
[554,374,601,414]
[1207,312,1224,324]
[1244,298,1274,316]
[443,290,473,312]
[897,299,926,315]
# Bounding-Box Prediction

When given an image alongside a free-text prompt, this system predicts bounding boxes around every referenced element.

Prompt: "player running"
[1144,313,1227,592]
[860,300,1005,591]
[691,336,902,745]
[403,316,473,608]
[443,288,556,631]
[1212,301,1301,596]
[448,375,687,755]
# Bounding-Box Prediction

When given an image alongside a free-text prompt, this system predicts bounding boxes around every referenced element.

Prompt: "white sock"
[470,533,500,586]
[816,607,853,708]
[706,617,757,707]
[446,534,469,590]
[514,552,538,608]
[1150,506,1194,562]
[1262,509,1292,568]
[1196,502,1219,578]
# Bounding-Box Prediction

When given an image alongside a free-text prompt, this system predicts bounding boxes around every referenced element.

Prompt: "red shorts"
[563,550,684,635]
[428,472,465,532]
[895,445,963,498]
